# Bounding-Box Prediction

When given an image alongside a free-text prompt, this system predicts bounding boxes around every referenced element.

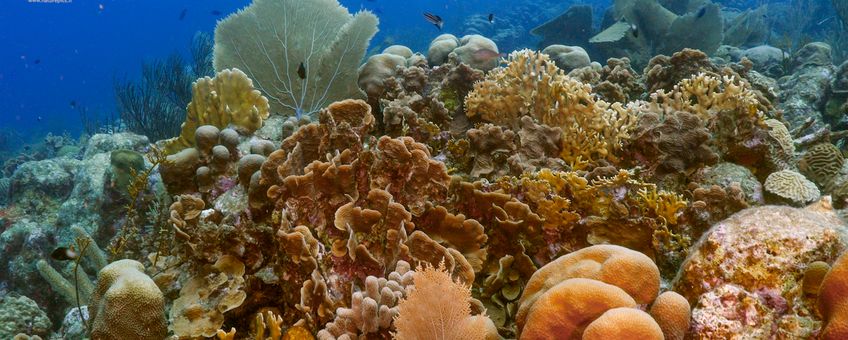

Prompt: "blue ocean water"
[0,0,589,146]
[0,0,839,150]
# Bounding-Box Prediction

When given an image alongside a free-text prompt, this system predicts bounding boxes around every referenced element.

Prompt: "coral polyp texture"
[10,0,848,339]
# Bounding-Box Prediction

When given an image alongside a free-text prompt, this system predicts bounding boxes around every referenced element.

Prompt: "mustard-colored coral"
[166,68,270,153]
[464,49,634,164]
[89,260,167,340]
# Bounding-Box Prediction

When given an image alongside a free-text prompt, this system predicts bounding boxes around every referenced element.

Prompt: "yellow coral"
[464,49,635,164]
[648,72,764,125]
[165,68,270,153]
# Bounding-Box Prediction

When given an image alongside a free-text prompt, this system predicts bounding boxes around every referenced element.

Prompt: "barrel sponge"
[166,68,269,154]
[519,278,638,339]
[517,244,660,328]
[89,259,167,340]
[649,291,690,340]
[583,308,664,340]
[819,252,848,339]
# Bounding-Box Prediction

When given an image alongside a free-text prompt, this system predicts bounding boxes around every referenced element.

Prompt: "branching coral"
[464,49,635,165]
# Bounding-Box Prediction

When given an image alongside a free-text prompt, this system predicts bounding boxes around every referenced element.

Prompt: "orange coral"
[649,291,691,340]
[819,252,848,339]
[583,308,663,340]
[393,262,496,340]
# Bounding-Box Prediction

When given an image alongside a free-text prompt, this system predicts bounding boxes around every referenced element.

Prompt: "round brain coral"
[89,259,167,340]
[582,308,663,340]
[764,170,820,205]
[516,245,665,339]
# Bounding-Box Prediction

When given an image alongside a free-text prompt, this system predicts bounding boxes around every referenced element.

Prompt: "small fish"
[179,8,188,20]
[51,247,78,261]
[488,13,494,24]
[211,10,222,16]
[37,116,42,122]
[818,16,834,26]
[33,59,41,65]
[98,4,104,11]
[472,48,505,61]
[69,100,77,108]
[696,7,706,18]
[631,24,639,38]
[297,62,306,80]
[423,12,444,30]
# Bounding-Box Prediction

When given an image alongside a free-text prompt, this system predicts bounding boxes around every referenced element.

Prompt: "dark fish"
[488,13,494,24]
[33,59,41,64]
[211,10,222,16]
[423,12,444,30]
[51,247,78,261]
[696,7,706,18]
[69,100,77,108]
[179,8,187,20]
[297,62,306,80]
[631,24,639,38]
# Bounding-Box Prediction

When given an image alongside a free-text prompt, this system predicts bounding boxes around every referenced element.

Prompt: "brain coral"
[764,170,821,205]
[799,143,844,188]
[673,200,848,338]
[516,245,682,340]
[89,259,167,340]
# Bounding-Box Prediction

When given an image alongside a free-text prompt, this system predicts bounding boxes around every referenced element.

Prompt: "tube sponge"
[89,259,167,340]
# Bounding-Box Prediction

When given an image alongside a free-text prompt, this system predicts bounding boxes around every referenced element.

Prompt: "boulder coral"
[516,245,688,340]
[89,260,167,340]
[674,199,848,338]
[819,250,848,339]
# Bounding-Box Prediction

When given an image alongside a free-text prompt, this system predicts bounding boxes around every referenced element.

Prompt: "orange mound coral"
[582,308,663,340]
[819,252,848,339]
